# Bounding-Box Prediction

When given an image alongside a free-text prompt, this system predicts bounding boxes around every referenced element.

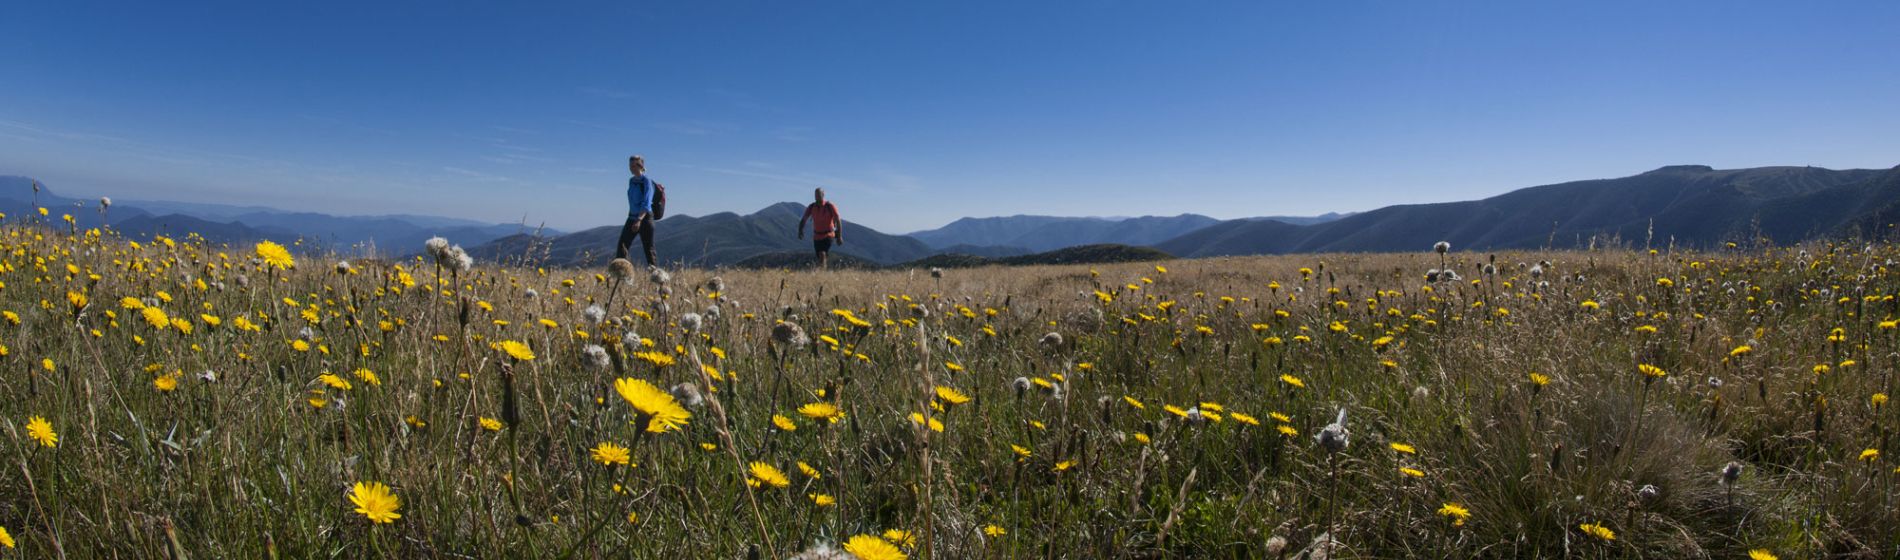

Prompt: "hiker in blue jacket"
[616,155,659,265]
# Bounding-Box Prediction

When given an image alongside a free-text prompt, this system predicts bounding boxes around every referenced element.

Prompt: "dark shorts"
[813,238,833,254]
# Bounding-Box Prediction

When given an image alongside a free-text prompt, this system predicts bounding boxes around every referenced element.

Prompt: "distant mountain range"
[1153,165,1900,257]
[9,164,1899,268]
[0,176,549,256]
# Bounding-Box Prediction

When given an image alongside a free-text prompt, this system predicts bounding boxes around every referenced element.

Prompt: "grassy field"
[1,222,1897,559]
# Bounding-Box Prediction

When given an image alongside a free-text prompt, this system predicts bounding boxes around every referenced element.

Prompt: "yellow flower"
[1637,364,1666,379]
[1390,442,1417,454]
[614,378,691,433]
[480,417,503,431]
[908,412,945,432]
[1578,522,1615,542]
[347,481,402,524]
[1279,374,1305,388]
[1276,425,1298,437]
[842,534,906,560]
[882,529,915,548]
[591,442,631,467]
[983,524,1007,537]
[1858,448,1879,462]
[797,461,821,479]
[497,340,535,361]
[798,402,845,424]
[1400,467,1426,478]
[747,461,790,489]
[25,416,57,448]
[1437,502,1471,527]
[1748,550,1778,560]
[809,493,836,507]
[1529,372,1551,386]
[934,386,971,405]
[154,372,179,392]
[352,368,381,387]
[772,414,797,431]
[0,525,12,548]
[255,240,295,270]
[318,373,353,391]
[632,350,676,368]
[1729,345,1752,357]
[41,358,54,373]
[1123,395,1145,409]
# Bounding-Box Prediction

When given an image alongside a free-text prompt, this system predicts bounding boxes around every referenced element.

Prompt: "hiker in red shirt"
[796,188,843,269]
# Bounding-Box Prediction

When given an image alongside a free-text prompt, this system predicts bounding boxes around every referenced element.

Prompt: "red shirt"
[803,202,841,239]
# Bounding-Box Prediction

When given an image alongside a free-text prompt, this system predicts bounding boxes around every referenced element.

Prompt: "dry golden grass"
[1,224,1895,559]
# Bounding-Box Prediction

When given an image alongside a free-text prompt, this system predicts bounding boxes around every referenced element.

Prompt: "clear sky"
[3,2,1897,234]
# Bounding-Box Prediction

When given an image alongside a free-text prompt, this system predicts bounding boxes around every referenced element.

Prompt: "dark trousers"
[615,214,656,265]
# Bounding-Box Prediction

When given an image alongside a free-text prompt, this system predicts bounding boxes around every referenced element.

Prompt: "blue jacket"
[627,175,655,216]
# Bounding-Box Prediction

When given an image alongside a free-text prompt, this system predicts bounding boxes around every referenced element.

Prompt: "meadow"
[1,218,1897,559]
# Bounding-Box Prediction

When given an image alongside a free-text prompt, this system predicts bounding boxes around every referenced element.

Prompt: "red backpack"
[651,182,667,220]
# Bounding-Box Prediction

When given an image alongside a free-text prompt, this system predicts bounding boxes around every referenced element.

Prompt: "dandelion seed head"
[772,322,809,347]
[930,267,944,278]
[669,382,704,408]
[649,266,671,285]
[524,288,539,299]
[1722,461,1743,485]
[1316,408,1350,453]
[622,331,643,350]
[582,344,611,370]
[424,237,450,260]
[1434,241,1451,254]
[1637,484,1659,503]
[601,259,636,284]
[679,312,703,333]
[1039,332,1064,348]
[705,276,724,293]
[582,305,606,325]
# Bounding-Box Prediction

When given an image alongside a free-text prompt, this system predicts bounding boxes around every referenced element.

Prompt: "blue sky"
[3,2,1897,233]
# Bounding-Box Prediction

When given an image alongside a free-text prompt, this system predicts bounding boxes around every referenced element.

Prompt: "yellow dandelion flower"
[934,386,971,405]
[842,534,906,560]
[347,481,401,524]
[25,416,57,448]
[591,442,631,467]
[1280,374,1306,388]
[613,378,691,433]
[772,414,797,431]
[1858,448,1879,462]
[1437,503,1471,527]
[497,340,535,361]
[747,462,790,489]
[479,417,503,431]
[1390,442,1417,454]
[809,493,836,507]
[797,461,821,479]
[1578,522,1615,542]
[798,402,845,424]
[154,372,179,392]
[1400,467,1426,478]
[983,524,1007,537]
[255,240,295,270]
[1637,364,1666,379]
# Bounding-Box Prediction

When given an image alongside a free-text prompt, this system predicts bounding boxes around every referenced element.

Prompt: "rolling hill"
[470,202,936,268]
[1153,165,1900,257]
